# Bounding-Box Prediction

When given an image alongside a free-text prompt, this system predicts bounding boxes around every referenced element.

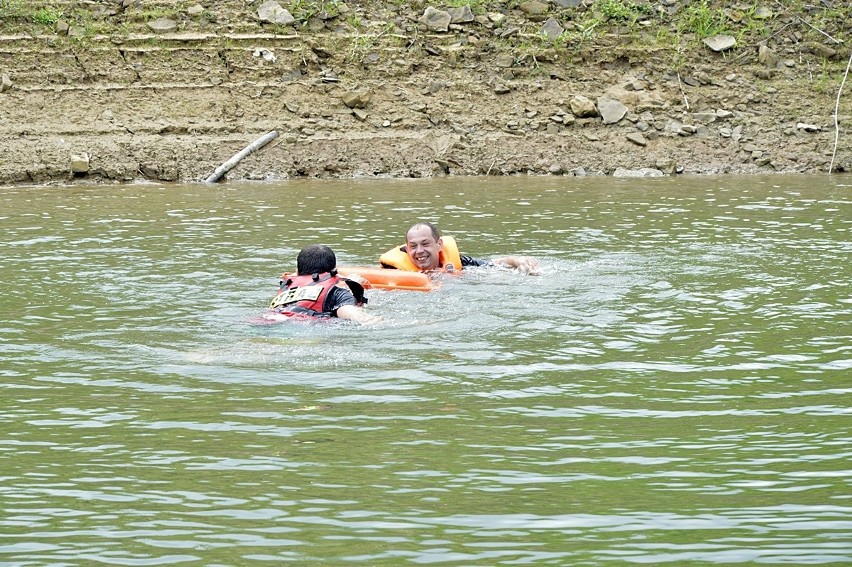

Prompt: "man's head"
[297,244,336,275]
[405,222,443,271]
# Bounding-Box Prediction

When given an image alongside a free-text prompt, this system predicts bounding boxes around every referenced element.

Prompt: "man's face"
[405,226,442,271]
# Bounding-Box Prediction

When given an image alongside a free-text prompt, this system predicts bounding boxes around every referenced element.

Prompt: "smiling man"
[379,222,540,275]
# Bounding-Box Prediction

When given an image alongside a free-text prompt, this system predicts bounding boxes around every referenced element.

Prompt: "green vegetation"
[677,0,730,39]
[0,0,847,68]
[596,0,652,23]
[32,7,62,26]
[0,0,26,18]
[289,0,341,24]
[446,0,488,13]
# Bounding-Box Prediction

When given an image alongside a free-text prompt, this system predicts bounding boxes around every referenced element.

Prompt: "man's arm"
[336,304,381,325]
[461,254,541,275]
[328,286,381,325]
[491,255,541,275]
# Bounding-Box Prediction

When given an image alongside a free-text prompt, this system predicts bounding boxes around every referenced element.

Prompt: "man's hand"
[495,255,541,275]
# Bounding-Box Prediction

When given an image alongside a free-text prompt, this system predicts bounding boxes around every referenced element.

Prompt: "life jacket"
[378,235,462,272]
[269,271,366,319]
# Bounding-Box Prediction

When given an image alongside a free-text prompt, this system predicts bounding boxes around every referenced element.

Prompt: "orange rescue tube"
[337,266,434,292]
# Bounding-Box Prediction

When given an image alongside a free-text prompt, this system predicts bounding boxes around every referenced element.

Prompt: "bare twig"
[797,16,844,45]
[677,72,690,111]
[829,51,852,174]
[406,27,419,51]
[733,22,795,62]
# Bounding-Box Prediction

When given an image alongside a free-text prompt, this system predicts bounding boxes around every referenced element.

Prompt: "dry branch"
[205,130,279,183]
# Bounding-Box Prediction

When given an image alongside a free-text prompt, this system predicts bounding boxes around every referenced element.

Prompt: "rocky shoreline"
[0,0,850,186]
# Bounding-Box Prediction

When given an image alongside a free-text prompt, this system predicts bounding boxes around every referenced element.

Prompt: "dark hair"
[407,221,440,241]
[296,244,336,275]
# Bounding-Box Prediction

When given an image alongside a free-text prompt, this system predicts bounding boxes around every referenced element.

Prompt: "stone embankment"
[0,0,849,185]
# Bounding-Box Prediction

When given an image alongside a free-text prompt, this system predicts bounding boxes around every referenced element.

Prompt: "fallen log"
[205,130,279,183]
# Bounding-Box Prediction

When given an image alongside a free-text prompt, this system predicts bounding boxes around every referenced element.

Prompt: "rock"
[187,4,204,16]
[753,7,773,19]
[495,53,514,68]
[731,125,743,142]
[70,153,90,174]
[613,167,664,177]
[626,132,647,146]
[253,48,276,63]
[758,44,780,67]
[422,81,444,95]
[597,97,628,124]
[341,90,371,109]
[569,95,597,118]
[352,109,368,121]
[147,17,177,33]
[0,74,12,92]
[704,35,736,52]
[493,83,511,94]
[420,7,451,32]
[540,17,563,41]
[692,111,717,124]
[655,158,677,174]
[802,42,837,59]
[797,123,821,132]
[716,109,734,119]
[553,0,582,6]
[520,1,549,19]
[488,12,506,26]
[448,6,474,24]
[257,1,295,25]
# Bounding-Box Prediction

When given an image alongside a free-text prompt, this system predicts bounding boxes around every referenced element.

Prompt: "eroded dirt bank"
[0,0,850,186]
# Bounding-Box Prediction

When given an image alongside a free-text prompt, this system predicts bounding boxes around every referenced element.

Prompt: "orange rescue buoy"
[337,266,434,292]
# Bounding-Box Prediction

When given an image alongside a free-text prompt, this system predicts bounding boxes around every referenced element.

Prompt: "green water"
[1,175,850,565]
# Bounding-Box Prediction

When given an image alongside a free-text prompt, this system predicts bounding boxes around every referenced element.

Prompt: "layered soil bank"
[0,0,850,186]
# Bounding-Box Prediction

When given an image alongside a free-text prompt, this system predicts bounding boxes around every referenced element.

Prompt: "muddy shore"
[0,0,850,186]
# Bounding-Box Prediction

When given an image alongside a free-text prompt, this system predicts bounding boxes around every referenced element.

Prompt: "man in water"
[268,244,379,324]
[379,222,540,275]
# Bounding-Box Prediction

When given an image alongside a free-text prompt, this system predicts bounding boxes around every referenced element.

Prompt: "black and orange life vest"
[270,271,365,319]
[378,235,462,272]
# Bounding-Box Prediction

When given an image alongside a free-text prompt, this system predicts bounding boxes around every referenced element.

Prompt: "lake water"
[1,175,850,565]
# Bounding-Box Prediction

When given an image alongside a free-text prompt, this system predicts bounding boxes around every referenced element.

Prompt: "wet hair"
[296,244,336,275]
[407,221,440,242]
